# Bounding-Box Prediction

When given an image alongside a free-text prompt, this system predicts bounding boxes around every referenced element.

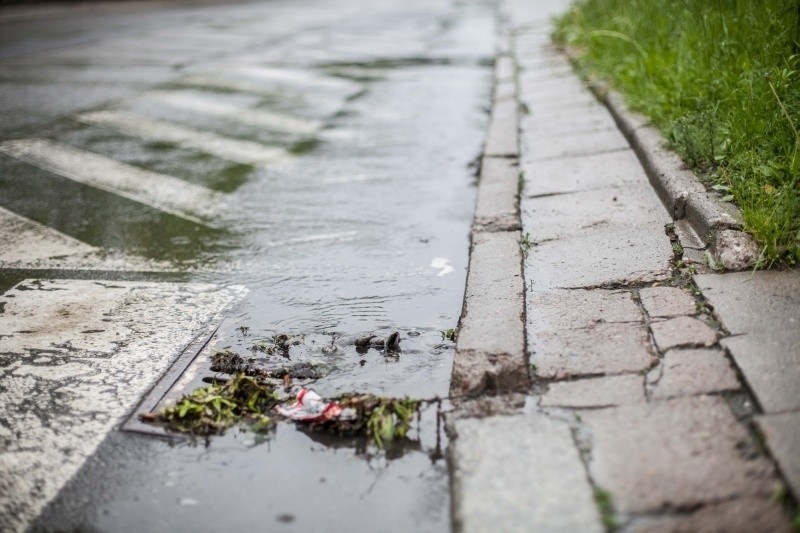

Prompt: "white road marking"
[0,207,174,272]
[263,231,358,247]
[141,91,322,134]
[230,66,359,93]
[77,110,287,166]
[0,139,227,226]
[0,279,245,532]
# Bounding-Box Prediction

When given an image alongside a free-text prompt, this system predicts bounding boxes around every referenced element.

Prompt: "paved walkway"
[450,0,799,531]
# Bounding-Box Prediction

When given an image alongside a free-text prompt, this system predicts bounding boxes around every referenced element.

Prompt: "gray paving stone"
[495,55,514,83]
[474,156,519,232]
[722,335,800,413]
[493,80,515,102]
[639,287,697,318]
[695,271,800,412]
[540,374,644,407]
[521,109,618,138]
[526,127,630,162]
[582,396,778,514]
[528,289,641,330]
[629,497,791,533]
[650,348,740,400]
[531,322,655,379]
[522,147,644,197]
[451,413,602,533]
[452,231,527,396]
[650,316,718,351]
[484,98,518,157]
[757,412,800,500]
[523,183,670,241]
[525,222,673,290]
[695,271,800,336]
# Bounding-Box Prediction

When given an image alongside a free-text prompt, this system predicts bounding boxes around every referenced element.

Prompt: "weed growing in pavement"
[441,328,457,341]
[520,232,533,256]
[554,0,800,266]
[593,488,617,530]
[518,171,526,190]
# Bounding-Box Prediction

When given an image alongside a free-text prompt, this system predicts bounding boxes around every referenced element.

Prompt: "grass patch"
[554,0,800,266]
[593,488,617,530]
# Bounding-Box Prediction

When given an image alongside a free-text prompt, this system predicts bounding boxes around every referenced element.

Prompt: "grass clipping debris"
[554,0,800,266]
[142,374,419,448]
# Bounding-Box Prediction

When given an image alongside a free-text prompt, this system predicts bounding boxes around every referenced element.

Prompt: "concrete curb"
[449,32,528,399]
[562,49,759,270]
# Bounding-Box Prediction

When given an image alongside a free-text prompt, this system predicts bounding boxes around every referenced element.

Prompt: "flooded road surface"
[0,0,495,530]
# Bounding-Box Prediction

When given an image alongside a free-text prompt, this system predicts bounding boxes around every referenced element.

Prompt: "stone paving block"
[629,497,791,533]
[495,55,514,83]
[650,316,718,351]
[527,289,641,330]
[639,287,697,318]
[524,222,673,290]
[484,98,518,157]
[581,396,778,514]
[697,271,800,412]
[531,322,655,379]
[695,271,800,337]
[523,183,670,241]
[474,156,519,232]
[521,147,644,197]
[0,279,243,529]
[451,413,602,533]
[526,127,630,162]
[452,231,527,396]
[494,80,515,102]
[540,374,644,407]
[521,108,617,138]
[757,412,800,500]
[721,335,800,413]
[650,348,740,400]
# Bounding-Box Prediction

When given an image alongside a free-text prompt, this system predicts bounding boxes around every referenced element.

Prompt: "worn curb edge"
[561,46,760,271]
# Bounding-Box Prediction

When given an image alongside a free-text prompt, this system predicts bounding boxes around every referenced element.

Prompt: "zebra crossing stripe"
[141,90,322,134]
[77,110,287,166]
[0,138,227,226]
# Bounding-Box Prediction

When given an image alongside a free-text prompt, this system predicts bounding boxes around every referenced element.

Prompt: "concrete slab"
[0,279,243,531]
[695,271,800,412]
[722,335,800,413]
[639,286,697,318]
[525,223,673,290]
[540,374,644,407]
[523,183,670,241]
[525,128,630,162]
[629,497,791,533]
[581,396,778,514]
[532,322,655,379]
[452,231,527,396]
[450,414,602,533]
[650,316,719,351]
[521,110,618,138]
[522,148,644,197]
[650,348,740,400]
[527,289,641,330]
[483,98,518,157]
[473,156,520,232]
[757,412,800,500]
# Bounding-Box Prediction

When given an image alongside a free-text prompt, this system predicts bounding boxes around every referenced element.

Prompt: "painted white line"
[141,91,322,134]
[0,207,175,271]
[263,231,357,248]
[77,110,287,167]
[231,66,359,93]
[0,279,245,532]
[1,139,227,226]
[0,206,95,262]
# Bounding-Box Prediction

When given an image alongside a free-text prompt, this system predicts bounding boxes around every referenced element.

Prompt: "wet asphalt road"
[0,0,495,530]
